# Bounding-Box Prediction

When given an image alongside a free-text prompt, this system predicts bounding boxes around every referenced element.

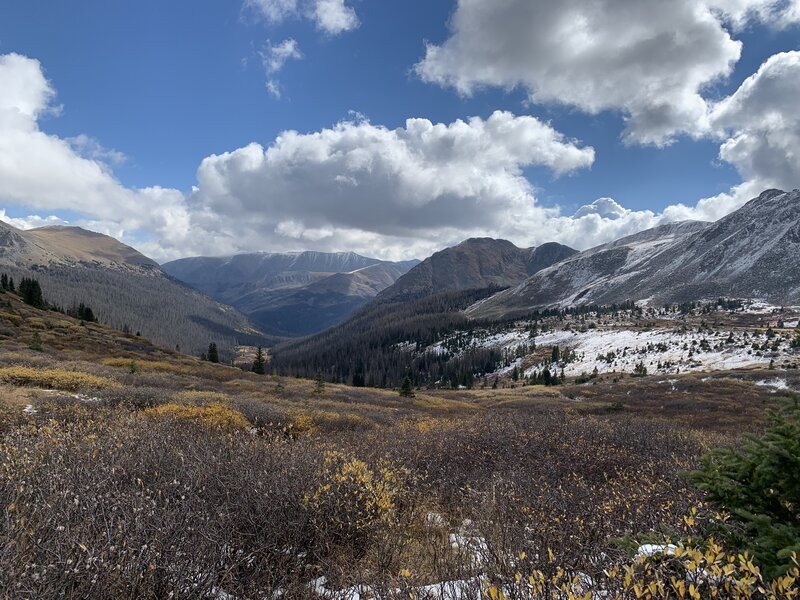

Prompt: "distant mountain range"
[468,188,800,320]
[271,238,577,385]
[0,221,268,356]
[162,252,419,336]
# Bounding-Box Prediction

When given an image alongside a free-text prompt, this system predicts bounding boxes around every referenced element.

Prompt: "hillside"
[0,221,268,356]
[272,238,576,386]
[467,189,800,321]
[0,280,793,598]
[377,238,576,302]
[163,251,419,336]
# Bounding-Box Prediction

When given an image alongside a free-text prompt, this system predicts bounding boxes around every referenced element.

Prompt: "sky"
[0,0,799,262]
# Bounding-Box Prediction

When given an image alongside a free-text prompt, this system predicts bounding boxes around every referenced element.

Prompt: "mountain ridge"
[467,189,800,320]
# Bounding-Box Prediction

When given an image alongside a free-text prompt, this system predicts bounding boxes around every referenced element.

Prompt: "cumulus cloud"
[415,0,798,146]
[0,53,191,258]
[245,0,358,34]
[710,51,800,192]
[179,111,595,258]
[0,50,794,265]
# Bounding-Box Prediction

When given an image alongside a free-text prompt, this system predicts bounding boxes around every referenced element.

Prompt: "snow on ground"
[526,327,782,377]
[756,378,792,392]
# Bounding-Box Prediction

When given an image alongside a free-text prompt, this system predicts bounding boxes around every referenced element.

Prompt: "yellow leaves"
[399,568,412,578]
[0,366,119,391]
[486,584,506,600]
[145,403,250,431]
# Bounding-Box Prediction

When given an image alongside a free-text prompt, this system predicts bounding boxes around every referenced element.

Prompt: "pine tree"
[18,277,44,308]
[314,369,325,394]
[251,346,266,374]
[399,375,415,398]
[207,342,219,363]
[551,345,561,363]
[690,397,800,579]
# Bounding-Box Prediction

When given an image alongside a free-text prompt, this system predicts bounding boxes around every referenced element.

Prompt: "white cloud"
[245,0,359,34]
[710,51,800,192]
[0,50,794,266]
[179,110,595,258]
[0,209,68,230]
[260,38,302,74]
[414,0,798,146]
[312,0,359,35]
[259,39,302,98]
[0,52,191,260]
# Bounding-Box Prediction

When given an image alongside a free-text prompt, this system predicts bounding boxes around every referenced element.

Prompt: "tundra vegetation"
[0,290,798,598]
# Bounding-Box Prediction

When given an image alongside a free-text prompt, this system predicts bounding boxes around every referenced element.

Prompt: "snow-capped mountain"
[468,189,800,320]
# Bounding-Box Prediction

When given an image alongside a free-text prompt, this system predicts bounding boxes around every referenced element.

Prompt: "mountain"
[271,238,577,386]
[162,252,419,336]
[0,221,268,356]
[377,238,577,302]
[467,188,800,321]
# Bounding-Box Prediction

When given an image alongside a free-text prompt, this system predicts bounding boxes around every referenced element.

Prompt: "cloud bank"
[415,0,800,147]
[0,41,798,263]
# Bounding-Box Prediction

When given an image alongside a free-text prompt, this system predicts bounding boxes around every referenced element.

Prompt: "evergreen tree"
[690,397,800,579]
[314,369,325,394]
[399,375,415,398]
[0,273,7,291]
[207,342,219,363]
[7,277,14,293]
[551,345,561,363]
[251,346,266,375]
[28,332,43,352]
[18,277,44,308]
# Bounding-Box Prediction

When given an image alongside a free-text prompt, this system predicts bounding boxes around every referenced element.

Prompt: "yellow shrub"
[173,390,230,405]
[102,358,195,375]
[291,411,318,435]
[25,317,47,330]
[0,312,22,326]
[305,450,410,529]
[0,367,119,391]
[146,402,250,431]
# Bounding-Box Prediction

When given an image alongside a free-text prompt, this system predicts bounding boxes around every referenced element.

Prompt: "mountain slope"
[271,238,577,386]
[468,189,800,320]
[163,252,419,336]
[377,238,577,303]
[0,221,267,355]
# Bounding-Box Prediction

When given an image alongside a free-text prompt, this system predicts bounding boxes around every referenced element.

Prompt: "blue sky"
[0,1,799,260]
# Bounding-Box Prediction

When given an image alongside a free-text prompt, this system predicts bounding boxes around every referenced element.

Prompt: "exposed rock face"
[467,189,800,320]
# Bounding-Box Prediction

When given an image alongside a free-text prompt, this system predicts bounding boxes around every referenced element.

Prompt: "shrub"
[690,396,800,578]
[0,366,119,391]
[146,402,250,431]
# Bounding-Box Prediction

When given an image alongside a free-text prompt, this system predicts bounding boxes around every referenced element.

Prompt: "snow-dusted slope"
[468,189,800,320]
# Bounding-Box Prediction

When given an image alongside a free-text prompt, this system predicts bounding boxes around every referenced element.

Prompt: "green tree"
[28,332,43,352]
[18,277,44,308]
[314,369,325,394]
[251,346,266,375]
[207,342,219,364]
[690,397,800,578]
[551,345,560,363]
[632,361,648,377]
[399,376,415,398]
